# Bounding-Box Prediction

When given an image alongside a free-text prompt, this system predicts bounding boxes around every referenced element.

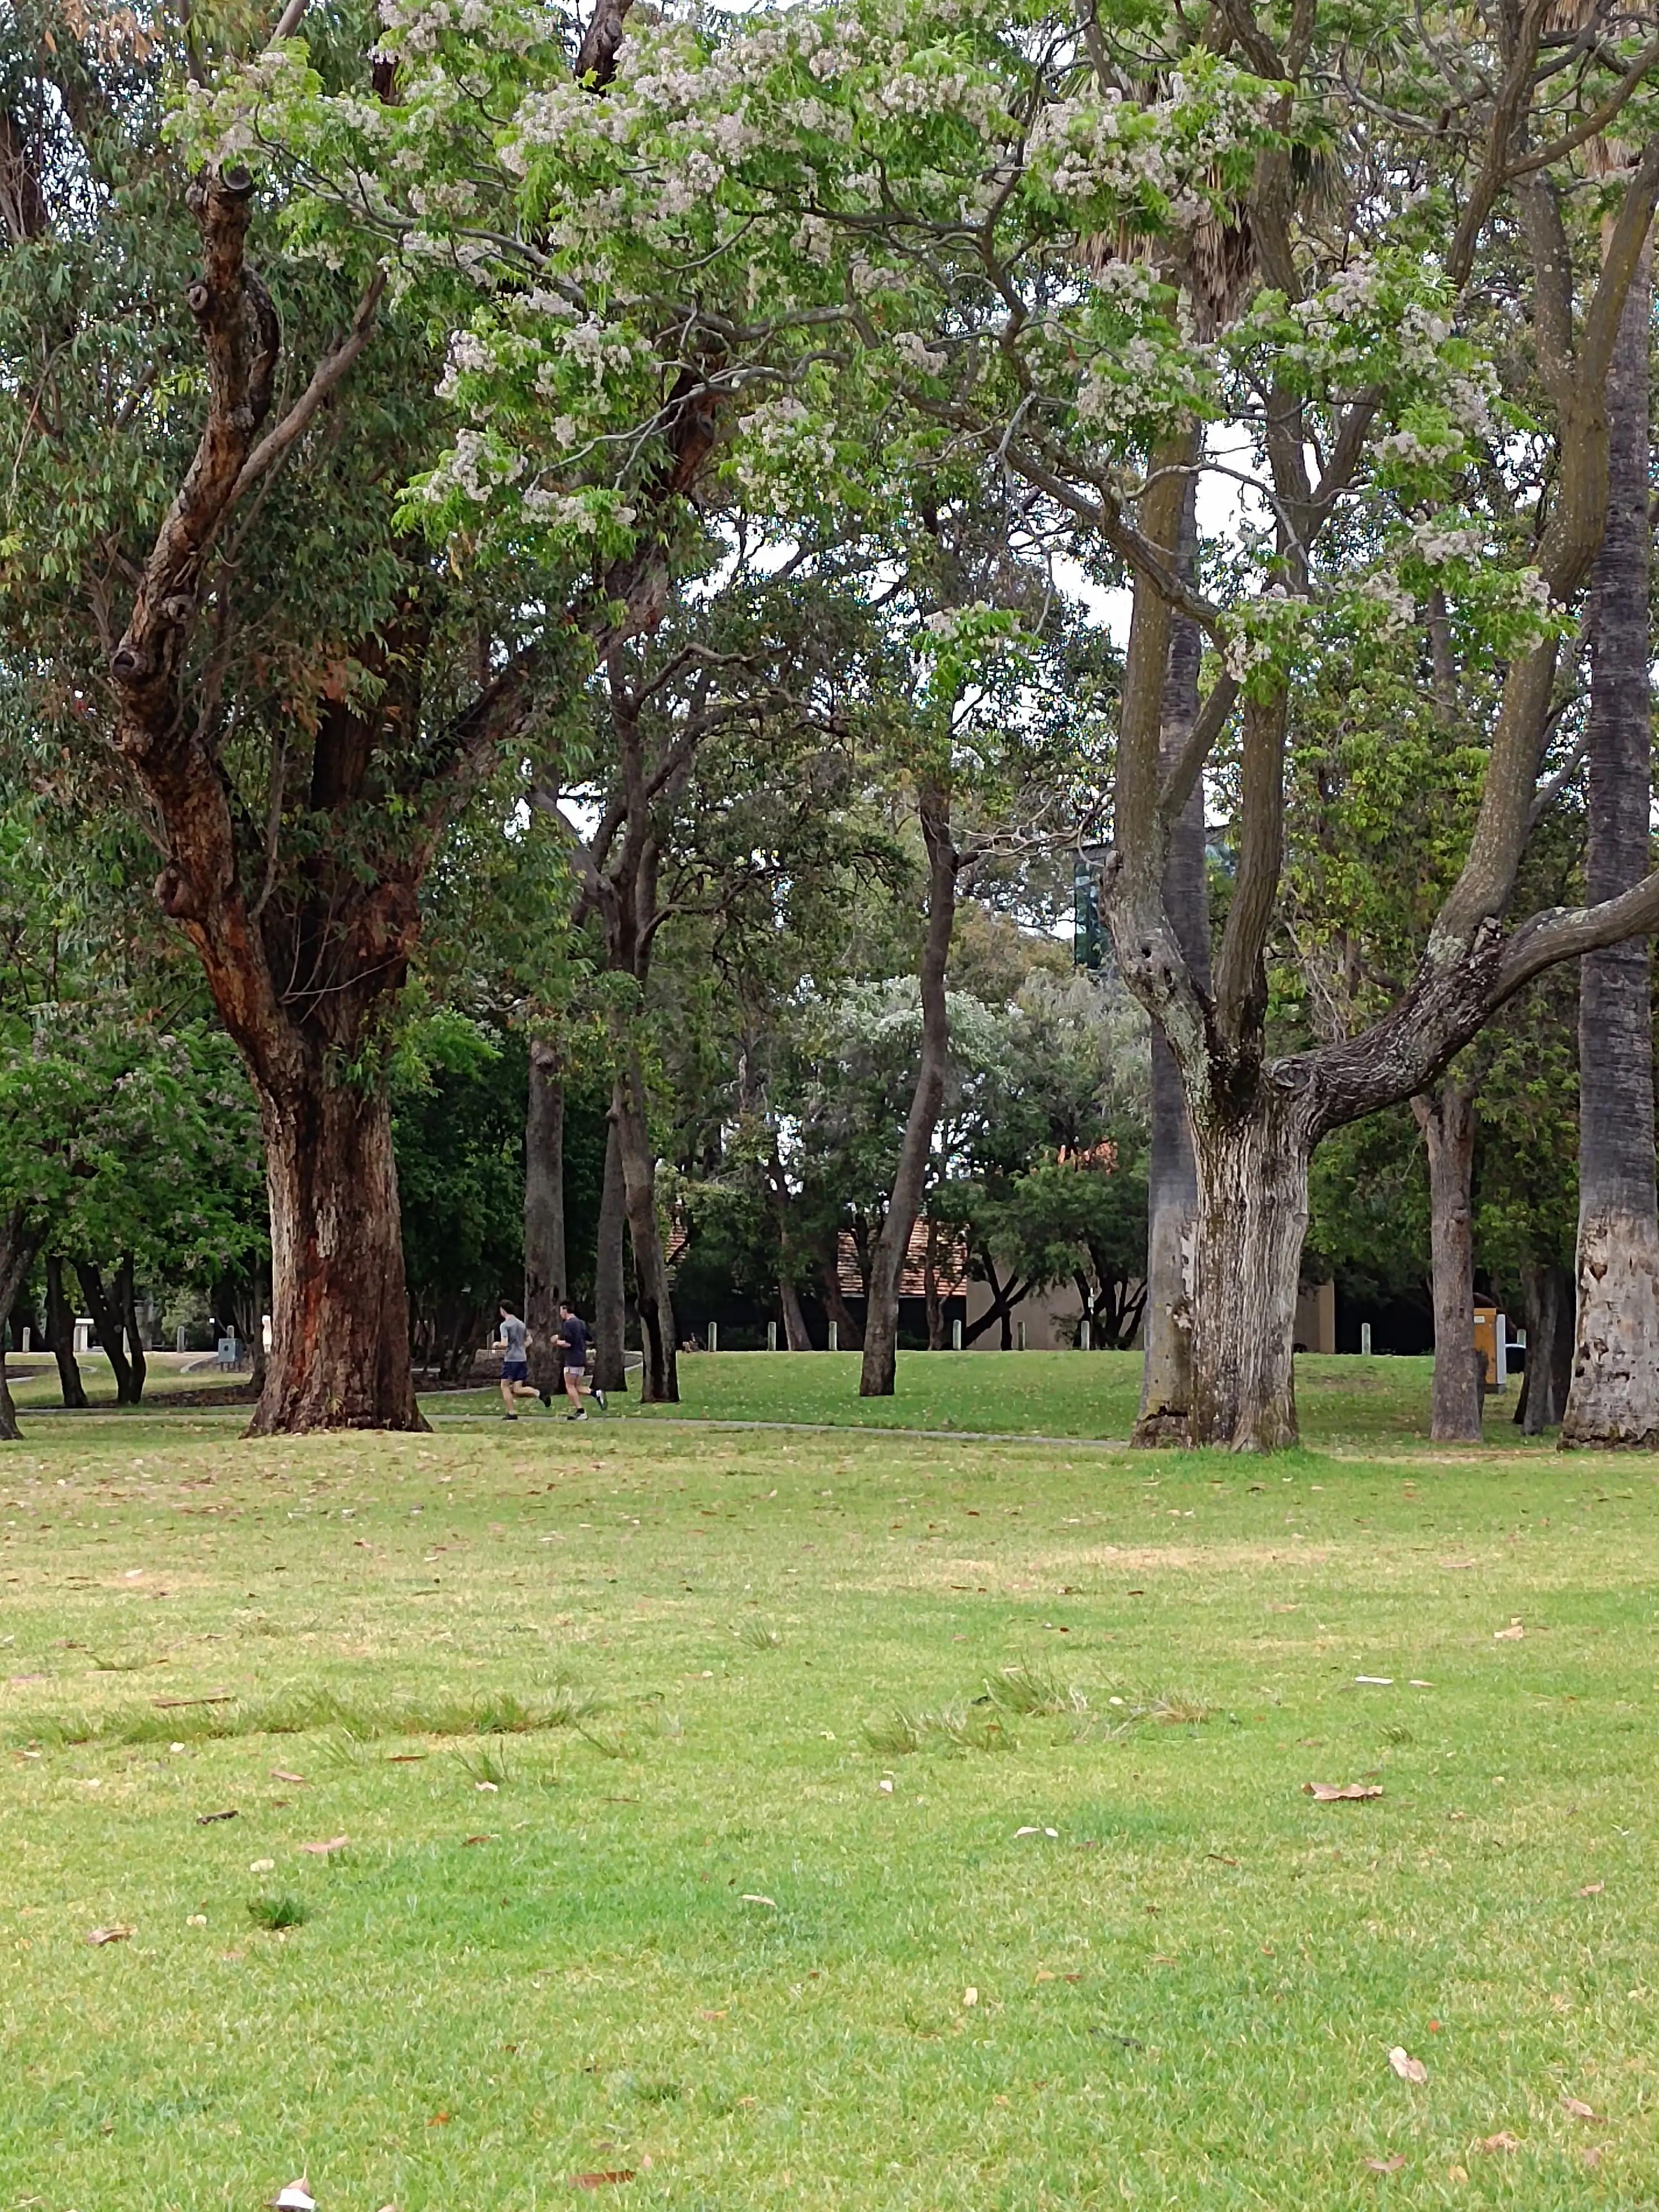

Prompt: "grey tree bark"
[1562,246,1659,1447]
[860,780,957,1397]
[0,1209,38,1442]
[1516,1260,1574,1432]
[819,1250,862,1351]
[1136,483,1209,1445]
[46,1254,87,1409]
[75,1258,136,1405]
[118,1255,147,1405]
[593,1118,628,1395]
[613,1051,678,1402]
[1412,1077,1483,1442]
[524,1037,568,1400]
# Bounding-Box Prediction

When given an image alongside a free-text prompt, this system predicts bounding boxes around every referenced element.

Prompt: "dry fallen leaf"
[249,1857,275,1874]
[462,1834,493,1847]
[962,1986,979,2007]
[86,1925,134,1946]
[739,1893,776,1908]
[1578,1882,1605,1897]
[186,1913,207,1927]
[1305,1782,1385,1802]
[1447,2164,1468,2183]
[272,1768,308,1785]
[570,2173,635,2189]
[195,1808,238,1825]
[273,2182,315,2212]
[1494,1620,1525,1640]
[1388,2047,1428,2085]
[1582,2146,1603,2169]
[1364,2154,1407,2173]
[1479,2132,1520,2153]
[1559,2094,1598,2121]
[296,1835,349,1856]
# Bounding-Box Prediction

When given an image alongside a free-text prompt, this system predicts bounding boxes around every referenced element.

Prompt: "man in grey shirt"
[494,1301,536,1420]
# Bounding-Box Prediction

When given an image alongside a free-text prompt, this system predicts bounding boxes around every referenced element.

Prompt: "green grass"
[1,1404,1654,2208]
[6,1351,249,1408]
[440,1348,1526,1449]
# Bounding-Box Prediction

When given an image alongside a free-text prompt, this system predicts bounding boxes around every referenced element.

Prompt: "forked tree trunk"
[1136,491,1209,1446]
[1562,249,1659,1448]
[861,781,956,1398]
[249,1073,425,1434]
[524,1038,568,1400]
[1413,1078,1483,1443]
[612,1054,677,1403]
[75,1259,135,1404]
[1187,1097,1310,1451]
[0,1208,38,1442]
[593,1120,628,1394]
[1516,1260,1574,1432]
[46,1254,86,1409]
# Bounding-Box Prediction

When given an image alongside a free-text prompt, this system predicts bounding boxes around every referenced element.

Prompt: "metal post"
[1079,1314,1091,1352]
[1494,1312,1508,1393]
[828,1320,838,1354]
[768,1319,778,1352]
[1016,1319,1027,1352]
[1360,1322,1372,1356]
[951,1317,963,1352]
[707,1319,718,1354]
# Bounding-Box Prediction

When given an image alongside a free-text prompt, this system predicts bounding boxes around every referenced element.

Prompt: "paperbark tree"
[592,1124,629,1395]
[524,1038,568,1401]
[1561,247,1659,1447]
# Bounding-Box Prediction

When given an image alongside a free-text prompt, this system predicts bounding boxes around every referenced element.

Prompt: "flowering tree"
[192,0,1659,1443]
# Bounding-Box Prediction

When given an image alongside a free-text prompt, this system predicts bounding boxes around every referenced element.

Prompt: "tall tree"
[1561,245,1658,1446]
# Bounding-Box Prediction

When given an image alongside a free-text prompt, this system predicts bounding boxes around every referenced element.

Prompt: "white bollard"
[1360,1322,1373,1356]
[1079,1315,1091,1351]
[768,1319,778,1352]
[707,1320,718,1354]
[828,1320,838,1353]
[951,1316,963,1352]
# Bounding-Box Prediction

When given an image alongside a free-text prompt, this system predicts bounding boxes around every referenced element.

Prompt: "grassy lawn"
[6,1353,251,1409]
[2,1406,1653,2209]
[438,1349,1525,1449]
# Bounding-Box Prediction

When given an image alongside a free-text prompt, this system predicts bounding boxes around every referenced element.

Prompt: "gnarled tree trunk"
[524,1037,567,1400]
[593,1119,628,1394]
[118,1255,147,1403]
[860,780,957,1397]
[1562,248,1659,1448]
[249,1071,422,1434]
[778,1276,812,1352]
[1187,1093,1310,1451]
[613,1052,677,1402]
[45,1254,86,1409]
[1136,488,1209,1445]
[1413,1077,1483,1443]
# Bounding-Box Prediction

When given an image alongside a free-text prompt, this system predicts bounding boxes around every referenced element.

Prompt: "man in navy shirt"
[549,1301,606,1420]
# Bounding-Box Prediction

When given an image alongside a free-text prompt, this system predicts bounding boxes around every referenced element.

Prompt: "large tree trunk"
[524,1037,568,1400]
[612,1053,677,1403]
[74,1259,135,1404]
[1413,1078,1482,1443]
[924,1225,946,1351]
[1562,248,1659,1448]
[0,1209,39,1442]
[765,1148,813,1349]
[593,1119,629,1394]
[1136,492,1209,1445]
[1516,1260,1574,1433]
[45,1254,87,1409]
[778,1276,812,1352]
[1187,1097,1310,1451]
[249,1073,425,1434]
[861,781,957,1397]
[117,1255,147,1404]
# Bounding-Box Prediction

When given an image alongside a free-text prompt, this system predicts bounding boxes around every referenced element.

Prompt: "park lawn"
[1,1411,1654,2211]
[439,1349,1526,1450]
[6,1354,251,1410]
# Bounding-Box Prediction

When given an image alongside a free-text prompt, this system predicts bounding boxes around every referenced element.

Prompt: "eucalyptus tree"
[184,0,1659,1444]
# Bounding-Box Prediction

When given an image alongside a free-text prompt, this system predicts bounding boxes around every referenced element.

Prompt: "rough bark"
[45,1254,87,1408]
[74,1259,135,1404]
[1515,1261,1574,1432]
[861,781,957,1397]
[778,1275,812,1352]
[1186,1096,1310,1450]
[1562,246,1659,1448]
[1413,1078,1482,1442]
[248,1073,424,1433]
[924,1225,946,1350]
[0,1208,39,1441]
[1137,478,1208,1443]
[612,1056,677,1401]
[524,1037,568,1400]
